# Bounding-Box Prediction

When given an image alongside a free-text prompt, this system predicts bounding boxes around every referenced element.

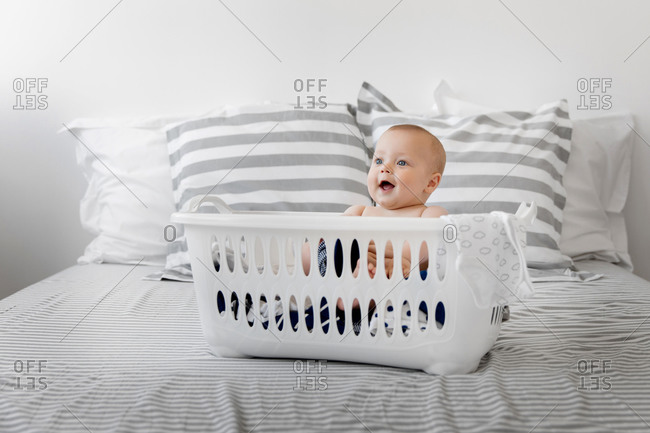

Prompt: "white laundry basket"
[172,196,535,375]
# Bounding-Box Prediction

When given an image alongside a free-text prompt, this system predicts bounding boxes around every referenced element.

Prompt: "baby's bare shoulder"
[343,204,366,216]
[421,205,448,218]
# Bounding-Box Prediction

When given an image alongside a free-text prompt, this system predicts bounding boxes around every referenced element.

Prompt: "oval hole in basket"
[210,235,221,273]
[436,243,447,281]
[289,295,298,332]
[270,237,280,275]
[318,239,327,277]
[254,237,264,274]
[216,291,226,316]
[260,294,268,329]
[352,298,361,336]
[230,292,239,320]
[240,236,249,274]
[334,239,343,278]
[418,301,429,332]
[418,241,428,281]
[367,240,376,279]
[335,298,345,335]
[384,300,394,337]
[319,297,330,334]
[245,293,254,327]
[285,238,296,276]
[368,299,377,337]
[401,300,411,336]
[401,241,411,280]
[384,240,394,279]
[435,301,446,329]
[304,296,314,333]
[302,239,311,277]
[350,239,360,278]
[274,295,284,331]
[225,236,234,273]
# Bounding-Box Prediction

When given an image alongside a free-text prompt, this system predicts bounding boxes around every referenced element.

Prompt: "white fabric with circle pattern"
[440,209,534,308]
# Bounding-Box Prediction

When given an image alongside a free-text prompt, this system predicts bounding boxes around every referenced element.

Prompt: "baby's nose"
[381,165,391,173]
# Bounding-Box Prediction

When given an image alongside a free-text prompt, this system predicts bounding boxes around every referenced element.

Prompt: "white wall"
[2,0,649,298]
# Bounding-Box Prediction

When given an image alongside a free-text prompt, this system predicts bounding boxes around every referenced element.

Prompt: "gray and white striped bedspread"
[1,262,649,432]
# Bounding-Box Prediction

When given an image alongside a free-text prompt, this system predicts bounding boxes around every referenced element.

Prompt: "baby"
[302,124,447,305]
[343,124,447,279]
[348,124,447,218]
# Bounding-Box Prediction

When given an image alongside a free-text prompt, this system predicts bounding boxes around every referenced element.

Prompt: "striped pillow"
[357,82,573,268]
[161,103,372,281]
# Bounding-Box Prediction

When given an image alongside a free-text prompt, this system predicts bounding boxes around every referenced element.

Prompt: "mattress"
[1,261,649,432]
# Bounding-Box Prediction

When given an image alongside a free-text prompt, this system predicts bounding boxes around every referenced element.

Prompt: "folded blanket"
[439,211,534,307]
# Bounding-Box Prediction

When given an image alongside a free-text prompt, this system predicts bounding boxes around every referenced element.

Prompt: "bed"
[3,80,647,431]
[2,260,649,432]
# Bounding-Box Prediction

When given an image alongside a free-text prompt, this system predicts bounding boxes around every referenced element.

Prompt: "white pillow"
[63,117,181,266]
[358,82,573,269]
[160,103,373,281]
[563,115,633,269]
[574,114,634,214]
[433,81,633,269]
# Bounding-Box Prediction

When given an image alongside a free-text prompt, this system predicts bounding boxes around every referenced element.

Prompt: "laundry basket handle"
[515,201,536,226]
[188,195,233,214]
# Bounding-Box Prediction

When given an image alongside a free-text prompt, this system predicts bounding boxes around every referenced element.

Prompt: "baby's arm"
[422,205,448,218]
[370,207,449,278]
[301,240,311,276]
[343,205,365,216]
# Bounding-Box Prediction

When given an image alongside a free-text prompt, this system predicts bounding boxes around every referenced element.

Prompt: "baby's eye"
[375,158,383,165]
[396,160,407,166]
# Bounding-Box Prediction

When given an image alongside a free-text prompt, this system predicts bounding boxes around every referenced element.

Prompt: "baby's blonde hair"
[385,124,446,175]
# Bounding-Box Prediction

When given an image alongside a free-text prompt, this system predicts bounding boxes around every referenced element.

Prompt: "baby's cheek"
[366,170,374,184]
[366,175,376,194]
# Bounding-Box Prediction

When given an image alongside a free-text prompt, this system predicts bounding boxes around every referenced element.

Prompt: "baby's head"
[368,124,446,210]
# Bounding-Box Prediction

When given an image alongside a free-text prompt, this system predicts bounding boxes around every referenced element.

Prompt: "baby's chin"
[373,195,428,210]
[373,197,406,210]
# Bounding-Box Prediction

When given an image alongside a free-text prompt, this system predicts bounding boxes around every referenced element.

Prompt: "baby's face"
[368,129,441,210]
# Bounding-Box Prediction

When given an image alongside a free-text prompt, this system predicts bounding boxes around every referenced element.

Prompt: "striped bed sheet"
[1,261,649,432]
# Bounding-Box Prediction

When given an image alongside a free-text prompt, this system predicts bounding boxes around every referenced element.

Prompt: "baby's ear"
[425,173,442,193]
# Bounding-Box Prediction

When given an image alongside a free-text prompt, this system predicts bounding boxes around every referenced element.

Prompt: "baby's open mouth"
[379,180,395,191]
